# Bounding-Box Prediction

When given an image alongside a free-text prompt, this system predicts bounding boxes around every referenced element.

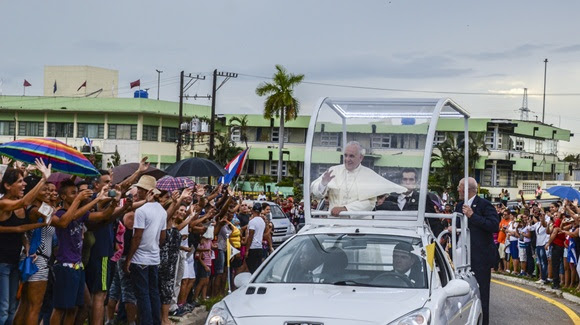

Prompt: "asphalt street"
[490,280,580,325]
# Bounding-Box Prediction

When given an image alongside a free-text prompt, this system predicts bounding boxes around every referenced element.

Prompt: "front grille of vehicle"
[273,227,287,235]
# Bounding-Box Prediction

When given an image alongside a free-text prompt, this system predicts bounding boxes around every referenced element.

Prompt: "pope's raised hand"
[321,169,335,187]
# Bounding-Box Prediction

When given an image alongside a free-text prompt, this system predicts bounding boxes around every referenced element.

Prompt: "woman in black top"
[0,159,51,324]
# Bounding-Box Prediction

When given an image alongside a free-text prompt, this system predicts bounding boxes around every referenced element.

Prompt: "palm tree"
[229,115,249,149]
[211,132,242,166]
[256,65,304,183]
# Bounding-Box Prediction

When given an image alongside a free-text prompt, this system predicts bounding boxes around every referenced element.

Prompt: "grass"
[198,295,225,311]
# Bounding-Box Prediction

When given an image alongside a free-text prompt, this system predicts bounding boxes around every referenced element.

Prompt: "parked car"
[244,200,296,248]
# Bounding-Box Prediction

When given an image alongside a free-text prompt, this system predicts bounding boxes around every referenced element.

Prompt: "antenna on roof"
[518,88,530,121]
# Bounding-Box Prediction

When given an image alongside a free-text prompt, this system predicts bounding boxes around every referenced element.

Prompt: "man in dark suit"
[455,177,499,325]
[377,168,443,236]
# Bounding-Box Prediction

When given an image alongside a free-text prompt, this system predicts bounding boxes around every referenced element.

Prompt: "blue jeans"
[130,264,161,325]
[536,246,548,281]
[0,263,19,325]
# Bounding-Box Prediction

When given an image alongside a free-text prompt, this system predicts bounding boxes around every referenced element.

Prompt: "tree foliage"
[431,132,489,198]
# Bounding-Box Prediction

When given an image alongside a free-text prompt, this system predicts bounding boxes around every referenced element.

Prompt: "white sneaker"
[535,279,545,284]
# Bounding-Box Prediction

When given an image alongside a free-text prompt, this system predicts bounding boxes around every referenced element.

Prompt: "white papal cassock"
[311,164,407,212]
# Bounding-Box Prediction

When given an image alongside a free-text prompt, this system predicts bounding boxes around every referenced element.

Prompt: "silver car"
[244,200,296,248]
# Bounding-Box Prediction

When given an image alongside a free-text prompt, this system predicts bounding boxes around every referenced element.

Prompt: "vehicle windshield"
[253,234,427,288]
[270,204,287,219]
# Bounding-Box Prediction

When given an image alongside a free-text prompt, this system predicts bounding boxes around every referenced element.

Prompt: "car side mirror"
[234,272,252,288]
[444,279,470,297]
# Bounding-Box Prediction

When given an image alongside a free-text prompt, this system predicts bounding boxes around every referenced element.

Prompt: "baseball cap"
[252,202,262,212]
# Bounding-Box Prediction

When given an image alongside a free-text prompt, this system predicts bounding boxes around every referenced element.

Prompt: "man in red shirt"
[545,214,566,289]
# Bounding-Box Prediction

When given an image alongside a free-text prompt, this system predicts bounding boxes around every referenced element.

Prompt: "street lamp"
[155,69,163,100]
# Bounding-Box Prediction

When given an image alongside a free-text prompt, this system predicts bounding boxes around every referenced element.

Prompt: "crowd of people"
[0,157,282,325]
[494,191,580,291]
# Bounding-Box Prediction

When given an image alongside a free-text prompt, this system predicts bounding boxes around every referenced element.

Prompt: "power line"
[237,73,580,97]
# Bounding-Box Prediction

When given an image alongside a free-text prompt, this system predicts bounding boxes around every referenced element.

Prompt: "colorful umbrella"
[0,138,100,177]
[156,176,184,192]
[177,176,196,189]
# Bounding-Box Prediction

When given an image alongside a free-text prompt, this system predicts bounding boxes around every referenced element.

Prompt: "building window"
[18,122,44,137]
[271,127,288,142]
[142,125,159,141]
[161,127,178,142]
[433,131,446,145]
[230,127,241,142]
[0,121,15,136]
[371,134,392,148]
[108,124,137,140]
[270,161,287,176]
[484,131,495,149]
[515,138,524,151]
[77,123,104,139]
[47,122,73,138]
[320,132,339,147]
[535,141,543,154]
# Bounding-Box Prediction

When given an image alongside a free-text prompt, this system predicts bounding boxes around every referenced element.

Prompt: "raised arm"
[0,159,51,211]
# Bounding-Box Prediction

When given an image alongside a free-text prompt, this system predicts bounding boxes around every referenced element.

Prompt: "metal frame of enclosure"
[303,97,473,271]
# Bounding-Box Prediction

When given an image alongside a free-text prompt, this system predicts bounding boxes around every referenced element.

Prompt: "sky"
[1,1,580,154]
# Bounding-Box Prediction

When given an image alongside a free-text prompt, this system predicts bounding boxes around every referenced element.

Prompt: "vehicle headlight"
[205,301,237,325]
[387,307,430,325]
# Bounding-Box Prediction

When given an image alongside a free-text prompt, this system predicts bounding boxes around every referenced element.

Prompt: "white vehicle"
[243,200,296,248]
[207,98,482,325]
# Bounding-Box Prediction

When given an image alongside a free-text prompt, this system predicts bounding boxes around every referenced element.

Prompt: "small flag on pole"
[219,148,250,184]
[425,242,435,270]
[23,80,32,87]
[77,81,87,91]
[53,81,57,94]
[130,79,140,89]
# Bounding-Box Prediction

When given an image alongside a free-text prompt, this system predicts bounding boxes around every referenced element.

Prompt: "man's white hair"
[345,141,365,156]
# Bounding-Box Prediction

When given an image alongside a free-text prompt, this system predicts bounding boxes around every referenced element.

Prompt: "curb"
[492,273,580,305]
[173,307,209,324]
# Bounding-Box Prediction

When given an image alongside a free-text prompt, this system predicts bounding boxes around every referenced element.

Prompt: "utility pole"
[209,69,238,160]
[542,58,548,123]
[155,69,163,100]
[176,71,206,162]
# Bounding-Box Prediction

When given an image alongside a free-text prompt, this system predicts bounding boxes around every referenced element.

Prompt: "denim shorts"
[116,257,137,304]
[215,250,226,274]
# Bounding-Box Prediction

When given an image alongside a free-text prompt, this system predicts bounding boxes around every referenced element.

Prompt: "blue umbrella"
[546,186,580,201]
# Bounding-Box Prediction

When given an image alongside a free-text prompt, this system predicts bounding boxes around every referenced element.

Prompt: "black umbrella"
[111,163,167,184]
[165,157,227,177]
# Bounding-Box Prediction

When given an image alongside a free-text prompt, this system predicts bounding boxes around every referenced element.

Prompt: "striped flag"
[218,148,249,184]
[82,137,93,147]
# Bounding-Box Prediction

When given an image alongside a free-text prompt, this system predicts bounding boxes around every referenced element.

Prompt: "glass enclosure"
[305,98,468,224]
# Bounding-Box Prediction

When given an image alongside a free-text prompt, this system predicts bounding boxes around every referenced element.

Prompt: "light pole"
[155,69,163,100]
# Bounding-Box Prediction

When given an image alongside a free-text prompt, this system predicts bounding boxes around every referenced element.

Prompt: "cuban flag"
[219,148,249,184]
[82,137,93,147]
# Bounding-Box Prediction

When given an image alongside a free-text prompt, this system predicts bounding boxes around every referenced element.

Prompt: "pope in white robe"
[311,141,406,216]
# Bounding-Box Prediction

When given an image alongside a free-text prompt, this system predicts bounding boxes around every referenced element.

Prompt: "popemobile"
[206,98,483,325]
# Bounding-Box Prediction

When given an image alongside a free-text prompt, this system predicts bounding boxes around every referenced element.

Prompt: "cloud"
[462,43,547,61]
[554,44,580,53]
[292,54,473,80]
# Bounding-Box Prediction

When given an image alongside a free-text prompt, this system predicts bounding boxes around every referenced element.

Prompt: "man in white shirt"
[245,203,266,273]
[124,176,166,325]
[311,141,405,216]
[530,207,550,283]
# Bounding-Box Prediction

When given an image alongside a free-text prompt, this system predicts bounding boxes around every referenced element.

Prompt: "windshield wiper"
[332,280,383,288]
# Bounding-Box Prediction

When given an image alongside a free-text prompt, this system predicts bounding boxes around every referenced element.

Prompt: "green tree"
[258,175,272,194]
[229,115,250,149]
[211,132,242,166]
[431,132,490,198]
[256,65,304,183]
